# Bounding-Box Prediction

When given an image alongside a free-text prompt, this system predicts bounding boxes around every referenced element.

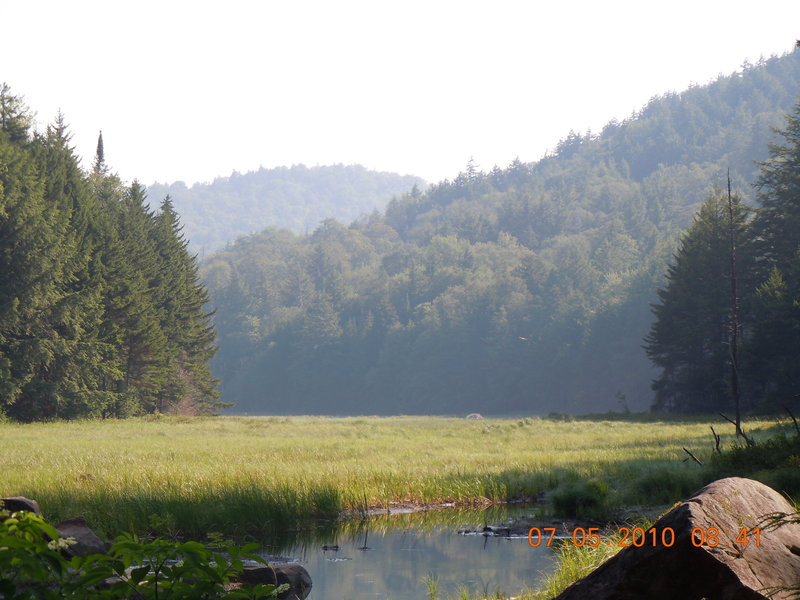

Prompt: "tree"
[0,109,50,417]
[0,105,122,420]
[0,83,31,144]
[753,101,800,270]
[645,189,752,413]
[92,130,106,174]
[746,100,800,410]
[744,267,800,409]
[150,196,221,413]
[101,182,169,411]
[0,88,221,421]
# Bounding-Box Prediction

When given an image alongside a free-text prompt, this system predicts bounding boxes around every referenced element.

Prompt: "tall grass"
[0,414,778,538]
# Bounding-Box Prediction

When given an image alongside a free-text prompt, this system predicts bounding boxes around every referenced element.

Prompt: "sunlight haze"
[2,0,799,185]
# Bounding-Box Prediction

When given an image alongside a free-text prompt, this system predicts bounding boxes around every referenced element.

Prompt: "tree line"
[0,84,220,421]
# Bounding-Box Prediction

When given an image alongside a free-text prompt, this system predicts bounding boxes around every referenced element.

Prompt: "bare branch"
[683,447,703,465]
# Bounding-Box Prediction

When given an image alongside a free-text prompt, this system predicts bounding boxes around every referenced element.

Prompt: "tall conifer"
[151,196,220,413]
[645,190,751,413]
[747,101,800,408]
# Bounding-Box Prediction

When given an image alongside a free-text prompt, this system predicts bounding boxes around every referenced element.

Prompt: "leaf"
[129,565,150,585]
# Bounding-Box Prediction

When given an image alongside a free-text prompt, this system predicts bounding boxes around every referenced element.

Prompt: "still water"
[264,508,556,600]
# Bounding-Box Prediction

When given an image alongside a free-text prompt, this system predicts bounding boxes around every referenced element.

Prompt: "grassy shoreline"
[2,414,779,540]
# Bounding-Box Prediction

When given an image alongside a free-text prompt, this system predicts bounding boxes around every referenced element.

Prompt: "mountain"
[147,164,425,254]
[202,51,800,416]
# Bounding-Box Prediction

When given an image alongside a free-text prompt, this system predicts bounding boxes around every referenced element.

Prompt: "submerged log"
[554,477,800,600]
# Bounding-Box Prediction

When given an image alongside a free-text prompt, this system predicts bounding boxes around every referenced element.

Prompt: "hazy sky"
[2,1,799,186]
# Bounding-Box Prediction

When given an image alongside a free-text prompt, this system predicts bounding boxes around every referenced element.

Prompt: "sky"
[1,0,799,186]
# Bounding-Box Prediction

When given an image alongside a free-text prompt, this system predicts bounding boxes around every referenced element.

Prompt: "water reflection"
[262,507,555,600]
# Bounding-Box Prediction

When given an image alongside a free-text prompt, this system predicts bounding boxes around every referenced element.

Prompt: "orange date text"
[527,526,761,548]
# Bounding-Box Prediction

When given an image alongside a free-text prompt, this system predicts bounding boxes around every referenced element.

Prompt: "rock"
[554,477,800,600]
[482,525,511,536]
[234,564,312,600]
[54,516,110,557]
[1,496,43,515]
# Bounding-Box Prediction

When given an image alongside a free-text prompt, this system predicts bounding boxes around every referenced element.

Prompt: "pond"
[261,506,557,600]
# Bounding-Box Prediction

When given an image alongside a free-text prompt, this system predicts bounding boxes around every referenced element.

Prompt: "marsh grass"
[0,414,780,538]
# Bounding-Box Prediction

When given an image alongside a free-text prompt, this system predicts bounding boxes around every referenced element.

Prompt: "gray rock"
[54,516,110,557]
[1,496,43,515]
[554,477,800,600]
[235,564,312,600]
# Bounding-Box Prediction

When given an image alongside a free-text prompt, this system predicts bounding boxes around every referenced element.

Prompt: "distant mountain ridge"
[147,164,425,254]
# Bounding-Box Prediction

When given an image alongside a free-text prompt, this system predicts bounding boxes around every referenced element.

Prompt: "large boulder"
[554,477,800,600]
[1,496,43,515]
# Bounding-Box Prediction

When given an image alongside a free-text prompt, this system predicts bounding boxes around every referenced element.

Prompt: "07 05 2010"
[528,526,761,548]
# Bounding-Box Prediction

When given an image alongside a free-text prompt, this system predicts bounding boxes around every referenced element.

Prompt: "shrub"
[549,478,609,519]
[707,431,800,497]
[0,508,283,599]
[624,466,703,505]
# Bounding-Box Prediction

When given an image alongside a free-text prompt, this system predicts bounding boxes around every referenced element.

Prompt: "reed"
[0,414,777,538]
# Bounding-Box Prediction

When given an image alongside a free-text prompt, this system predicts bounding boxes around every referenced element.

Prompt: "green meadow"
[1,414,781,541]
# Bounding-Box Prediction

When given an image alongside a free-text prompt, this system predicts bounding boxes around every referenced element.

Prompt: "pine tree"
[645,190,752,413]
[27,116,120,418]
[98,182,169,412]
[744,267,800,409]
[0,104,110,419]
[0,87,221,421]
[92,130,106,174]
[753,101,800,270]
[150,196,221,414]
[747,101,800,409]
[0,83,31,144]
[0,110,47,417]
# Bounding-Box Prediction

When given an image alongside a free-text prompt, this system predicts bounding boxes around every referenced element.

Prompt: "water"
[263,507,556,600]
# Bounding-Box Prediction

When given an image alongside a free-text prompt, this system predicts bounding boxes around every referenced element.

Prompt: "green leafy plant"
[549,478,609,519]
[0,508,285,599]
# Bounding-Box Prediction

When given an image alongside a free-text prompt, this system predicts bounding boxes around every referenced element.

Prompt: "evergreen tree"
[744,267,800,409]
[151,196,221,414]
[0,83,31,144]
[0,108,48,417]
[25,116,120,419]
[0,87,220,421]
[93,130,106,174]
[747,100,800,409]
[753,101,800,269]
[90,181,167,413]
[645,190,752,413]
[0,103,113,419]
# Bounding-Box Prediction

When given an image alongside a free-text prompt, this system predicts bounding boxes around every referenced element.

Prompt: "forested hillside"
[0,85,220,421]
[203,51,800,415]
[148,166,425,255]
